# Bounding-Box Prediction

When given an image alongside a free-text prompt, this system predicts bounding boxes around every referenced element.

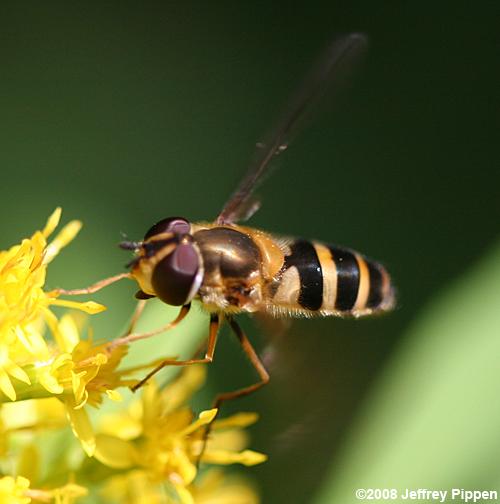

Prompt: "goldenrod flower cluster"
[0,209,266,503]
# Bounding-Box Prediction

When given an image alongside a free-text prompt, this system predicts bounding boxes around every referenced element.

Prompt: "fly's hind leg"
[198,317,269,464]
[213,317,270,409]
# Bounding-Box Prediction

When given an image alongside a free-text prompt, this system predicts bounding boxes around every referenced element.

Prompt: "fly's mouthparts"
[119,240,142,251]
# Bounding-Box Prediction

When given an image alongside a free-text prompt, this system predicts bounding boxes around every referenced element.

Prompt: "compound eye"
[144,217,190,240]
[151,243,201,306]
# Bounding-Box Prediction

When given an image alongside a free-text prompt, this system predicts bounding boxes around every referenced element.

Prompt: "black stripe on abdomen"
[366,260,384,309]
[328,247,360,311]
[284,240,323,311]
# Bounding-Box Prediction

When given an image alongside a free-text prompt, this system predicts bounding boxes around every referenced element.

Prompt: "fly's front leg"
[52,272,133,295]
[123,299,147,335]
[108,303,191,351]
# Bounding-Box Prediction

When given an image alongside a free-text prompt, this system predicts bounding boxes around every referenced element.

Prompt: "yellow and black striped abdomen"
[269,239,394,317]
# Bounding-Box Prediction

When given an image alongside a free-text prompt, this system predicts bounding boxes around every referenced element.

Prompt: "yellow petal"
[73,390,89,410]
[0,476,31,504]
[50,482,88,503]
[57,314,80,354]
[162,365,207,414]
[173,483,195,504]
[65,400,95,456]
[14,325,48,357]
[6,363,31,386]
[44,219,82,264]
[200,409,218,422]
[17,444,39,483]
[8,367,28,389]
[97,411,141,439]
[37,353,72,395]
[94,434,136,469]
[49,299,107,314]
[42,307,65,353]
[52,352,74,369]
[169,449,197,486]
[191,469,260,504]
[100,471,163,503]
[207,430,248,452]
[91,353,108,366]
[0,369,16,401]
[202,449,267,466]
[71,372,88,408]
[180,408,218,437]
[16,476,30,489]
[38,369,64,395]
[42,207,62,238]
[106,390,122,402]
[141,380,160,427]
[212,412,259,430]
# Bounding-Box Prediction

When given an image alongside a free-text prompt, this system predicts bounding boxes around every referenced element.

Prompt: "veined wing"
[217,33,368,225]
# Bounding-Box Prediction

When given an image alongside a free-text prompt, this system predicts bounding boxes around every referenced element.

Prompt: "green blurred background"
[1,2,499,502]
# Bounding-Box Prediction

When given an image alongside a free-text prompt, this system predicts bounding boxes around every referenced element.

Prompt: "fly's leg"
[108,303,191,352]
[52,272,133,295]
[198,317,269,464]
[213,317,270,407]
[130,313,220,392]
[123,299,147,335]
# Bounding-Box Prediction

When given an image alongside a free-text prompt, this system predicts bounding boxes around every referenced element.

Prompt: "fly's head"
[121,217,203,306]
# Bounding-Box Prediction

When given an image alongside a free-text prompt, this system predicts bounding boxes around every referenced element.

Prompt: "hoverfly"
[59,33,395,409]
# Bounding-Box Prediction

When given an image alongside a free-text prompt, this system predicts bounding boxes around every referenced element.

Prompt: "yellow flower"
[30,313,133,457]
[0,208,105,401]
[101,468,260,504]
[0,314,131,457]
[0,475,88,504]
[0,397,67,461]
[34,482,88,504]
[37,313,130,405]
[100,470,168,504]
[189,469,260,504]
[0,210,265,503]
[94,366,266,503]
[0,476,31,504]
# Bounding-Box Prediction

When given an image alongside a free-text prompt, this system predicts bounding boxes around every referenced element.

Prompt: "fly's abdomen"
[270,239,394,317]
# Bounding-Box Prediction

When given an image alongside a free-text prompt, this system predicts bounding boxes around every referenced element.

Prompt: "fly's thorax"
[190,224,282,312]
[193,227,260,278]
[233,225,286,281]
[191,223,285,278]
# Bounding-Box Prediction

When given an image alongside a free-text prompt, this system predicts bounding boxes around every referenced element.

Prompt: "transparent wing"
[217,33,368,224]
